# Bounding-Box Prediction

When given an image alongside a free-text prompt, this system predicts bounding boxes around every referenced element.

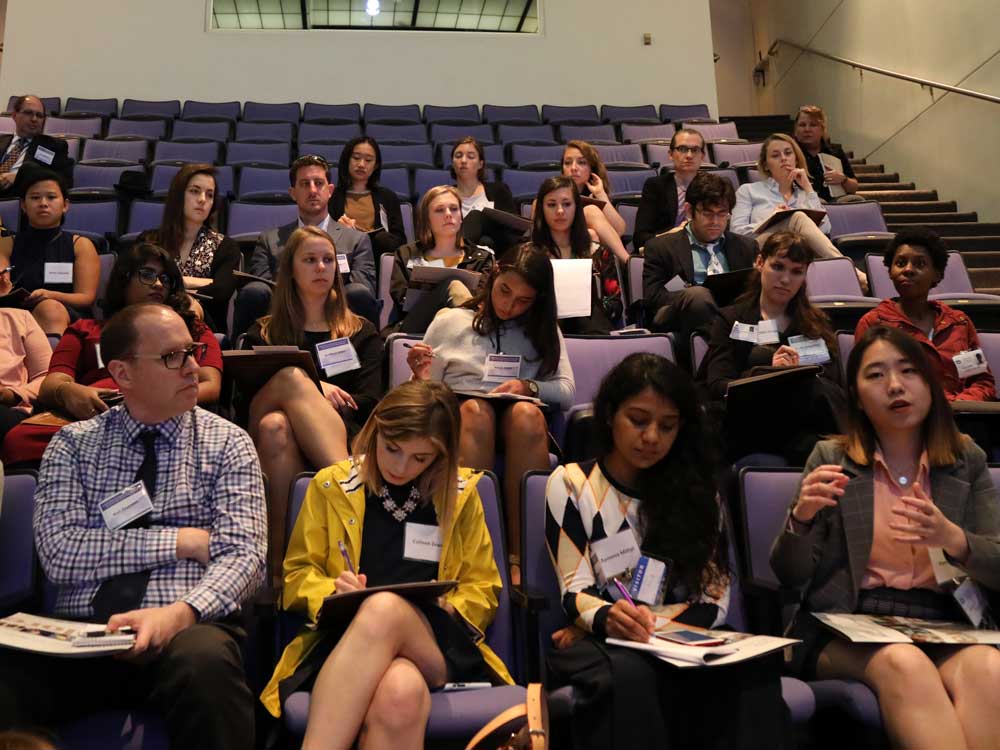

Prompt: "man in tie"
[0,304,267,749]
[632,127,707,251]
[642,172,756,369]
[0,96,72,199]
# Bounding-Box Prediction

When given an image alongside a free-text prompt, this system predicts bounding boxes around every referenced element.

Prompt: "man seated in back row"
[0,304,267,749]
[0,95,73,200]
[232,154,377,338]
[643,172,756,368]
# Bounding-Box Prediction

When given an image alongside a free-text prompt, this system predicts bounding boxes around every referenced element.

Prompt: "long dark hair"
[530,176,592,259]
[464,243,561,379]
[103,242,202,335]
[839,325,964,467]
[593,353,727,596]
[336,135,382,190]
[738,231,837,353]
[157,163,218,256]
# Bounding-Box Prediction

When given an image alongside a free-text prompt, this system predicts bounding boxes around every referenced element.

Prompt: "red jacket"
[855,299,995,401]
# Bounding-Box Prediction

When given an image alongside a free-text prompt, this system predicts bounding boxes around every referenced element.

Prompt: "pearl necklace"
[380,484,421,522]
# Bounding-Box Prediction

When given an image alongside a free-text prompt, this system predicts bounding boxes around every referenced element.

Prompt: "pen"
[403,342,434,356]
[338,540,355,574]
[613,579,637,608]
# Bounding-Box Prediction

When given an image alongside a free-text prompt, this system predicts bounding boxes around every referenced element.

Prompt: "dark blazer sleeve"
[248,230,278,279]
[389,245,415,309]
[344,231,376,298]
[724,233,758,270]
[634,172,677,252]
[198,236,241,309]
[376,187,407,248]
[485,182,516,214]
[701,303,753,398]
[642,236,681,314]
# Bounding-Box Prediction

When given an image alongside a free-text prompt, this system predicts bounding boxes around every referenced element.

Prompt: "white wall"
[747,0,1000,221]
[710,0,756,116]
[0,0,719,114]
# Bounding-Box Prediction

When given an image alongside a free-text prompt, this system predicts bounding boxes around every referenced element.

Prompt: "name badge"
[315,337,361,378]
[337,254,350,275]
[94,342,105,369]
[627,554,671,606]
[590,529,642,585]
[34,145,55,165]
[756,319,780,345]
[928,546,965,586]
[729,321,758,343]
[953,578,989,628]
[98,480,154,532]
[953,349,988,379]
[403,522,442,563]
[44,262,73,284]
[483,353,521,388]
[788,334,832,365]
[664,274,687,293]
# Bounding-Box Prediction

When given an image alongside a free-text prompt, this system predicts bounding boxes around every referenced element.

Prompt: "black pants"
[0,405,28,444]
[0,621,254,750]
[651,286,720,371]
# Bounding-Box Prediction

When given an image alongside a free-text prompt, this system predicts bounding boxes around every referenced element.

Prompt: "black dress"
[10,226,84,318]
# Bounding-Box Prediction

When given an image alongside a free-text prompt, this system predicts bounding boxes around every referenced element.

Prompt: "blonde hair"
[351,381,463,527]
[757,133,808,177]
[563,140,612,194]
[259,226,362,345]
[795,105,829,142]
[415,185,466,250]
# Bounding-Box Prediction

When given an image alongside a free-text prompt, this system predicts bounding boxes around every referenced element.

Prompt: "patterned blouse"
[179,226,224,279]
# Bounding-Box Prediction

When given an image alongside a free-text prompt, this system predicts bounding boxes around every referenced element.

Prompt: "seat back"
[626,255,643,302]
[826,201,888,239]
[560,124,618,145]
[237,166,294,203]
[180,100,241,123]
[864,253,895,299]
[541,105,600,125]
[153,140,221,165]
[379,168,411,201]
[400,201,414,244]
[496,124,556,145]
[64,97,118,118]
[378,253,396,330]
[707,167,740,192]
[621,123,675,144]
[683,121,740,141]
[563,333,674,407]
[226,202,298,241]
[225,142,291,169]
[739,468,801,589]
[423,104,481,126]
[660,103,710,123]
[71,164,144,192]
[63,201,119,242]
[691,332,710,372]
[302,102,361,125]
[298,122,360,145]
[618,204,638,244]
[593,144,647,169]
[150,164,234,200]
[413,169,452,201]
[710,141,761,166]
[510,144,564,170]
[381,144,435,169]
[6,96,60,116]
[837,331,854,381]
[93,253,116,321]
[80,139,148,165]
[978,332,1000,372]
[503,169,557,202]
[936,252,976,295]
[125,199,166,236]
[482,104,540,125]
[0,472,38,608]
[806,257,864,298]
[644,143,672,169]
[106,118,166,141]
[600,104,659,125]
[120,99,180,120]
[243,101,301,124]
[298,143,344,166]
[365,123,428,144]
[170,120,230,143]
[386,332,422,388]
[234,121,295,144]
[43,116,102,139]
[0,199,21,233]
[364,103,422,125]
[607,169,657,200]
[428,123,494,146]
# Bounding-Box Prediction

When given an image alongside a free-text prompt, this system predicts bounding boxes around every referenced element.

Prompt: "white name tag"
[664,274,687,293]
[94,342,104,369]
[44,262,73,284]
[98,480,154,531]
[403,522,442,563]
[756,319,780,345]
[730,321,758,343]
[953,349,988,379]
[953,578,988,627]
[34,145,55,165]
[315,337,361,378]
[788,334,832,365]
[928,546,965,586]
[628,554,670,606]
[590,529,642,584]
[337,253,350,275]
[483,353,521,388]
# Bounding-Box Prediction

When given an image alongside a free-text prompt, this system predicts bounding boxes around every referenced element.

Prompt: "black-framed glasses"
[671,145,703,155]
[134,267,173,288]
[128,343,207,370]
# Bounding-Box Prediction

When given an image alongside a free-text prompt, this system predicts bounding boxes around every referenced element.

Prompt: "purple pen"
[613,578,637,608]
[338,540,355,574]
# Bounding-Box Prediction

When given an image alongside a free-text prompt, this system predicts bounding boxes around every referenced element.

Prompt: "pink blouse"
[0,308,51,411]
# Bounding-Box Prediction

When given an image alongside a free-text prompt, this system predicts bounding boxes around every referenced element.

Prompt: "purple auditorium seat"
[378,168,411,201]
[364,123,427,145]
[710,142,762,167]
[63,97,118,119]
[234,121,295,144]
[152,140,221,166]
[594,144,647,169]
[435,142,506,169]
[866,250,1000,302]
[400,201,414,244]
[626,256,644,306]
[837,331,854,381]
[660,103,712,123]
[683,121,742,142]
[79,139,148,166]
[43,116,102,139]
[242,101,301,124]
[302,102,361,124]
[6,96,60,115]
[0,119,14,135]
[482,104,540,126]
[297,142,343,165]
[825,201,894,262]
[502,169,555,202]
[563,334,674,410]
[386,332,421,387]
[0,472,38,608]
[93,252,116,321]
[428,123,494,146]
[621,123,676,145]
[600,104,659,126]
[691,332,710,372]
[423,104,481,126]
[412,168,452,202]
[225,142,291,169]
[170,120,230,143]
[542,105,601,126]
[70,164,144,200]
[378,254,396,329]
[63,201,119,245]
[618,203,638,244]
[281,470,526,743]
[509,145,563,170]
[121,200,165,243]
[644,144,672,169]
[298,122,361,145]
[380,144,435,169]
[363,103,422,125]
[706,167,740,192]
[120,99,180,121]
[806,257,880,304]
[236,166,294,203]
[179,100,240,124]
[559,124,618,145]
[0,199,21,232]
[607,169,657,201]
[149,164,234,201]
[106,118,166,141]
[496,124,556,146]
[227,202,298,242]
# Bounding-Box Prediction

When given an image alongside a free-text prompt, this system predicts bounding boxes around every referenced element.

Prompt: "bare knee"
[365,659,430,733]
[269,366,316,396]
[508,402,547,444]
[943,646,1000,703]
[33,299,70,333]
[351,592,412,643]
[869,644,941,695]
[460,399,496,441]
[254,411,296,455]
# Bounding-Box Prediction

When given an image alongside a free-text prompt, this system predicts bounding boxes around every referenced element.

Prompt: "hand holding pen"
[607,579,655,642]
[404,342,435,381]
[334,540,367,593]
[0,266,13,295]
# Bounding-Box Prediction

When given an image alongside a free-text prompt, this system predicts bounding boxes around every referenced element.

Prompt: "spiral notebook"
[0,613,135,657]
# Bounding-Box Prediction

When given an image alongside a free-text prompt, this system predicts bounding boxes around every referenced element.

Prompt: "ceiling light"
[365,0,380,16]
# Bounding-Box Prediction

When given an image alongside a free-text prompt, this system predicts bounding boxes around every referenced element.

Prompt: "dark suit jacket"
[642,229,756,318]
[771,440,1000,615]
[248,218,376,298]
[0,134,73,197]
[329,184,406,252]
[633,170,678,251]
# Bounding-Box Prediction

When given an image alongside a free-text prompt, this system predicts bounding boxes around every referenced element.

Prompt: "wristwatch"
[522,379,539,398]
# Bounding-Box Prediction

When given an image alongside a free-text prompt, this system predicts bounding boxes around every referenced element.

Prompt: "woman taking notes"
[771,325,1000,749]
[330,136,406,257]
[260,380,513,748]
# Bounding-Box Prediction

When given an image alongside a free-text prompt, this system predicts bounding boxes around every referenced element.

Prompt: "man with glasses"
[642,172,755,369]
[0,95,72,199]
[0,304,266,749]
[633,128,707,251]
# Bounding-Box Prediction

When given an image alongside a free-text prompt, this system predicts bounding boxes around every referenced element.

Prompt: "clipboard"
[482,207,531,234]
[316,580,457,627]
[752,208,826,235]
[0,287,31,309]
[222,348,322,395]
[579,195,607,211]
[702,268,753,308]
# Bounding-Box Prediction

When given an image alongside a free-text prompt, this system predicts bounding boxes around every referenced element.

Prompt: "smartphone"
[656,629,726,647]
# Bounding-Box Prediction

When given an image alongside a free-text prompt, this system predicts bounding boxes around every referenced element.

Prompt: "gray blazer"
[247,218,376,298]
[770,439,1000,614]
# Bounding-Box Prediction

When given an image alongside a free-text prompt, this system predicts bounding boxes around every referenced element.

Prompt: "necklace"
[380,484,421,522]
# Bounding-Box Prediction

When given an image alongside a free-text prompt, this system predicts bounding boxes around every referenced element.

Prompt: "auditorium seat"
[866,251,1000,302]
[423,104,481,125]
[824,201,895,262]
[600,104,659,126]
[179,100,241,124]
[236,166,294,203]
[706,167,740,192]
[428,123,494,146]
[559,124,618,145]
[122,199,166,242]
[380,144,436,170]
[63,201,120,246]
[806,257,880,304]
[365,123,428,145]
[379,168,411,201]
[509,144,563,170]
[0,471,38,609]
[542,104,601,126]
[502,169,555,203]
[70,164,144,200]
[43,116,102,140]
[234,121,295,144]
[660,103,712,123]
[621,123,676,145]
[433,142,505,169]
[6,95,60,116]
[302,102,361,124]
[683,121,743,142]
[170,120,231,143]
[297,143,344,165]
[106,118,167,141]
[150,164,234,200]
[496,124,556,146]
[710,141,761,167]
[644,144,672,169]
[363,103,422,125]
[594,144,647,169]
[412,168,452,201]
[0,199,21,233]
[120,99,181,121]
[79,139,148,166]
[227,201,299,242]
[298,122,361,145]
[225,142,291,169]
[482,104,541,125]
[607,169,657,201]
[242,101,301,125]
[63,97,118,120]
[152,140,221,166]
[400,201,414,243]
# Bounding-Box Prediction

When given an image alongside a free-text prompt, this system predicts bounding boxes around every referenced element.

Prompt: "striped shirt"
[34,405,267,621]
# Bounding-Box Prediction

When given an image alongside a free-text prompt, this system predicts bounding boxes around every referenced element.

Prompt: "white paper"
[590,529,642,583]
[315,337,361,378]
[550,259,593,319]
[928,547,964,586]
[819,153,847,198]
[953,349,989,379]
[788,334,832,365]
[44,262,73,284]
[94,342,104,370]
[482,353,521,388]
[98,480,154,531]
[403,522,442,563]
[664,274,687,293]
[337,253,350,275]
[756,319,780,345]
[34,146,55,166]
[729,321,758,343]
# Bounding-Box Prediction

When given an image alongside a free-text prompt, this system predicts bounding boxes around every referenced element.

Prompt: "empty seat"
[227,201,299,241]
[302,102,361,124]
[496,124,556,145]
[380,144,435,169]
[502,169,554,202]
[428,123,494,146]
[69,165,144,199]
[106,118,166,141]
[120,99,180,120]
[243,101,301,124]
[560,124,618,145]
[151,164,235,200]
[607,169,657,200]
[235,121,295,144]
[237,166,294,203]
[171,120,230,143]
[422,104,480,125]
[826,200,890,239]
[297,143,344,165]
[510,144,564,170]
[63,97,118,119]
[152,140,221,166]
[413,169,452,201]
[180,100,241,123]
[705,167,740,192]
[710,142,761,167]
[80,139,148,165]
[482,104,541,125]
[684,121,741,142]
[644,144,672,169]
[806,257,879,303]
[601,104,659,125]
[379,168,411,201]
[6,96,60,116]
[659,103,711,123]
[364,124,427,144]
[0,199,21,233]
[225,142,291,169]
[0,120,14,135]
[122,200,166,242]
[63,201,120,243]
[43,117,102,139]
[594,144,647,169]
[621,123,676,144]
[364,103,422,125]
[298,122,361,145]
[542,104,601,125]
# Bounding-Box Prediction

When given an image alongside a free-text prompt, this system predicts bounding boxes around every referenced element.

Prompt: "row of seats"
[9,97,712,127]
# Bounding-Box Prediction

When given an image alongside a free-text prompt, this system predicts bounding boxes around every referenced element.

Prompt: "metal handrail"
[768,39,1000,106]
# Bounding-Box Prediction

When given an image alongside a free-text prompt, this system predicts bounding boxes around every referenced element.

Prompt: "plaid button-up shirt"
[34,405,267,622]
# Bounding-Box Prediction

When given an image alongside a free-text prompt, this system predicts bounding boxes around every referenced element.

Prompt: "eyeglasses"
[127,343,207,370]
[694,209,731,221]
[671,145,704,155]
[134,267,173,288]
[16,110,45,120]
